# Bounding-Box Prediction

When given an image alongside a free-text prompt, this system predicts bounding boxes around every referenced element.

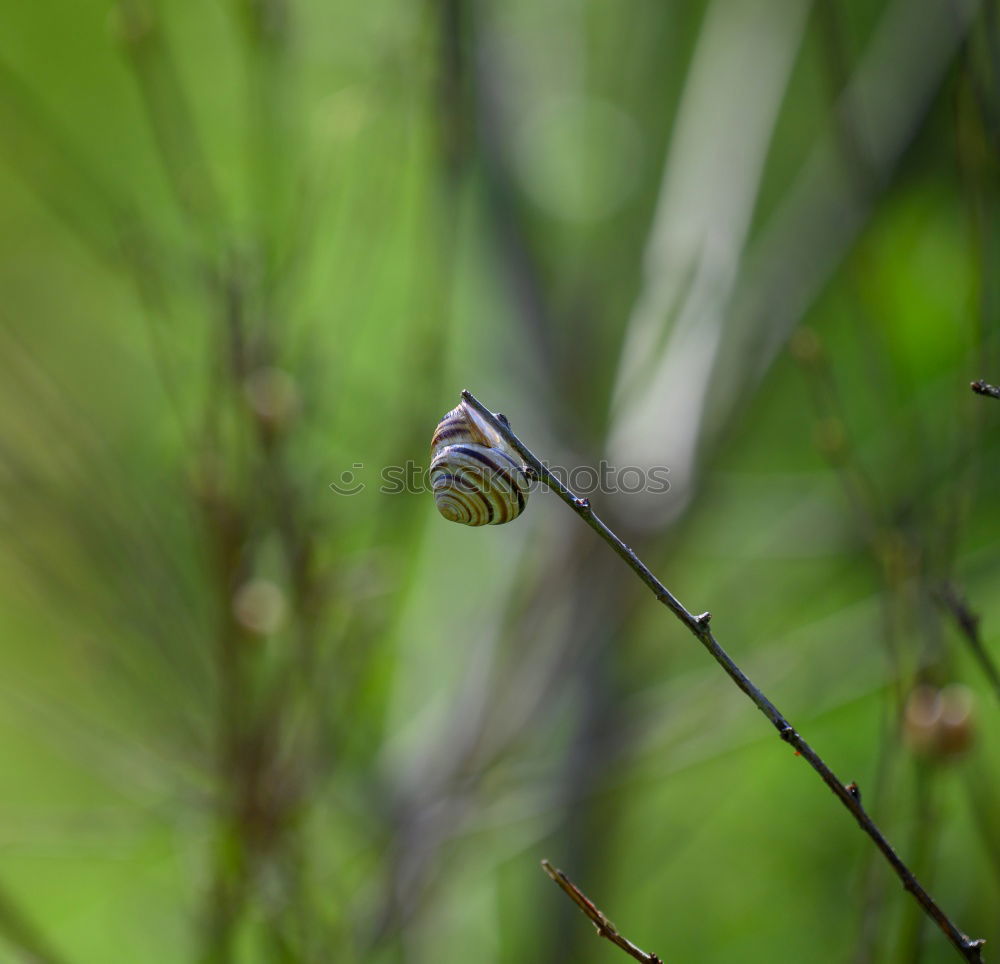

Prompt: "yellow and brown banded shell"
[430,401,529,526]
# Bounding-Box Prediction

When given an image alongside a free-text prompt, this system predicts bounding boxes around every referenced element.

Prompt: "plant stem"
[541,861,661,963]
[461,389,986,964]
[937,584,1000,706]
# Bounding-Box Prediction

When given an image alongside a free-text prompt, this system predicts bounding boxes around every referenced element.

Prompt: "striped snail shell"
[430,400,530,526]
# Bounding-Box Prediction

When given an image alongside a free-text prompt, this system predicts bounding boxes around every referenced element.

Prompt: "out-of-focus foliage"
[0,0,999,962]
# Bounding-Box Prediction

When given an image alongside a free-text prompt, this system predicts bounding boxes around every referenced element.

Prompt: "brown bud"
[936,684,975,758]
[903,684,975,761]
[233,579,286,636]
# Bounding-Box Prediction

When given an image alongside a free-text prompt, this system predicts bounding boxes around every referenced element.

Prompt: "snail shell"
[430,400,529,526]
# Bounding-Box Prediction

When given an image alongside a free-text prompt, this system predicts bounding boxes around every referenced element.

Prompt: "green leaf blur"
[0,1,998,962]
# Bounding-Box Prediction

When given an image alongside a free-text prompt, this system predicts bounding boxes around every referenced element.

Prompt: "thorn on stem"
[695,611,712,628]
[574,497,591,511]
[846,781,862,803]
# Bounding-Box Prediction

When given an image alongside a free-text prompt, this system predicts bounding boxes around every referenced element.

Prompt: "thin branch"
[937,584,1000,706]
[541,861,662,964]
[460,389,986,964]
[971,379,1000,399]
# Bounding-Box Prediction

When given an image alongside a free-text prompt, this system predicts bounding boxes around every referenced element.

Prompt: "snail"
[430,400,530,525]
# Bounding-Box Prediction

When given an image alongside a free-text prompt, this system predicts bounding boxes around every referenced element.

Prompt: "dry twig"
[541,861,662,963]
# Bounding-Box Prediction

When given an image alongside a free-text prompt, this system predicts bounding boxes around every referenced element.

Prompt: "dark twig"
[541,861,662,964]
[461,389,986,963]
[971,379,1000,399]
[937,584,1000,706]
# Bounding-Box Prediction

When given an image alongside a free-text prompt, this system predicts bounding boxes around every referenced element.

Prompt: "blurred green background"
[1,0,999,961]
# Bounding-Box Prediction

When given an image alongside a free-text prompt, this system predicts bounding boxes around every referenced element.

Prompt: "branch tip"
[540,859,661,963]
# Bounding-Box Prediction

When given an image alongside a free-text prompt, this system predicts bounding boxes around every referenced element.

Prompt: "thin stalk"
[541,861,661,964]
[460,389,986,964]
[937,585,1000,706]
